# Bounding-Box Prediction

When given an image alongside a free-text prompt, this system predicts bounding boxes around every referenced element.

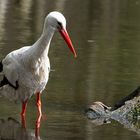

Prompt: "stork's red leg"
[21,99,28,116]
[36,92,42,117]
[35,113,42,138]
[21,99,28,128]
[36,92,42,135]
[36,92,42,128]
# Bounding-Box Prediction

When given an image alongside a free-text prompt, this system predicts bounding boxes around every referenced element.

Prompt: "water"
[0,0,140,139]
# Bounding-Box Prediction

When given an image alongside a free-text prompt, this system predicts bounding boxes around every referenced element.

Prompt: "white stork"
[0,11,77,118]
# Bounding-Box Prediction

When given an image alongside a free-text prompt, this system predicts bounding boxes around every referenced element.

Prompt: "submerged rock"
[85,87,140,135]
[86,86,140,120]
[85,101,111,119]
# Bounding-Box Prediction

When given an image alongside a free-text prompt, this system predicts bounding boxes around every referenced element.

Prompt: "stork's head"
[46,11,66,30]
[45,11,77,58]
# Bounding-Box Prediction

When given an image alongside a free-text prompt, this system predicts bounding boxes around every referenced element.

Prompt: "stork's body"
[0,11,77,117]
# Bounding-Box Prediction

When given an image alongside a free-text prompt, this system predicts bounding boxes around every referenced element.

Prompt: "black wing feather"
[0,61,3,72]
[0,76,19,90]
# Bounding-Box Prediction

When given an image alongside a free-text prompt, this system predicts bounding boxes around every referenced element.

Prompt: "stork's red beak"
[59,28,77,58]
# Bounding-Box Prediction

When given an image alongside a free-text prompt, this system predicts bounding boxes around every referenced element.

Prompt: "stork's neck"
[32,25,55,57]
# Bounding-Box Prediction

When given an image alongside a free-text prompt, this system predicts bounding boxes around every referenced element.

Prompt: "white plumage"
[0,11,77,116]
[1,45,50,101]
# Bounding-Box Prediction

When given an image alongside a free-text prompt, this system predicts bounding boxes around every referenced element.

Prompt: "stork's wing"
[1,46,30,88]
[1,54,19,88]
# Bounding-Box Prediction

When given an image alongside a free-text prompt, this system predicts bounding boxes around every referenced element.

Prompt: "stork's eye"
[57,21,62,29]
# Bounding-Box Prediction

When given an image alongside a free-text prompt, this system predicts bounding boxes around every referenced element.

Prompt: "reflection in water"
[18,0,32,15]
[1,0,140,139]
[0,116,42,140]
[87,117,140,137]
[0,0,8,51]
